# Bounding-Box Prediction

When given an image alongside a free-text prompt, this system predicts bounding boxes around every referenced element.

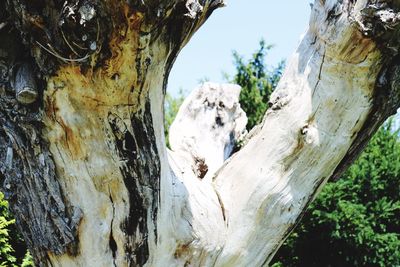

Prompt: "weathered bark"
[0,0,224,265]
[0,0,399,266]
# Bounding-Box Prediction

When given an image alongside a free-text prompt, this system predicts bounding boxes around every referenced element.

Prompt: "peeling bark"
[0,0,399,266]
[2,0,225,266]
[0,4,82,264]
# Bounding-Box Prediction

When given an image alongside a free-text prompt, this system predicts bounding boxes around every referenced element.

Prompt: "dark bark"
[0,0,223,265]
[0,3,82,264]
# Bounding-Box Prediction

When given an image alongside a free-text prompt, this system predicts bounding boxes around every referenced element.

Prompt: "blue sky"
[167,0,311,96]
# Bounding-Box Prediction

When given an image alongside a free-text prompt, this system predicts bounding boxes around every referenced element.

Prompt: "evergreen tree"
[0,192,32,266]
[271,122,400,267]
[164,89,185,148]
[232,40,283,130]
[0,192,17,266]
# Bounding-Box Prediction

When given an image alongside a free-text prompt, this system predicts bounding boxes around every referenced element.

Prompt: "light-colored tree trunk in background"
[0,0,399,266]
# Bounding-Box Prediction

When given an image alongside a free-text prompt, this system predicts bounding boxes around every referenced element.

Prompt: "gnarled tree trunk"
[0,0,399,266]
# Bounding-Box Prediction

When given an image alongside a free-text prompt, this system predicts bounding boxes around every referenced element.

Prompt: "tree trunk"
[0,0,399,266]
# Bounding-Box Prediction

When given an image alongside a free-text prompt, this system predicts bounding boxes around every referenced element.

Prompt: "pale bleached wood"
[209,1,400,265]
[1,0,400,266]
[169,82,247,180]
[166,0,400,266]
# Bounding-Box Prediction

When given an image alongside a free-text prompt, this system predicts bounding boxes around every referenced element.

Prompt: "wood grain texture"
[1,0,224,266]
[0,0,399,266]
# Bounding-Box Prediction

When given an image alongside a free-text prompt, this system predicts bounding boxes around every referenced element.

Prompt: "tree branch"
[169,82,247,180]
[209,1,400,265]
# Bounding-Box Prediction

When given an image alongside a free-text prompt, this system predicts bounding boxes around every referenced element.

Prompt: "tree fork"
[0,0,399,266]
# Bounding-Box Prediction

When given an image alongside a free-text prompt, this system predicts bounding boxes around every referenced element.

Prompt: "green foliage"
[0,192,32,266]
[271,121,400,267]
[232,40,284,130]
[20,252,33,267]
[164,89,186,147]
[0,192,16,266]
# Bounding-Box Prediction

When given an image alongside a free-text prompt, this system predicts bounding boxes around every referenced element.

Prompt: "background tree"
[232,40,283,130]
[0,192,18,266]
[164,90,185,148]
[0,192,32,266]
[271,121,400,267]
